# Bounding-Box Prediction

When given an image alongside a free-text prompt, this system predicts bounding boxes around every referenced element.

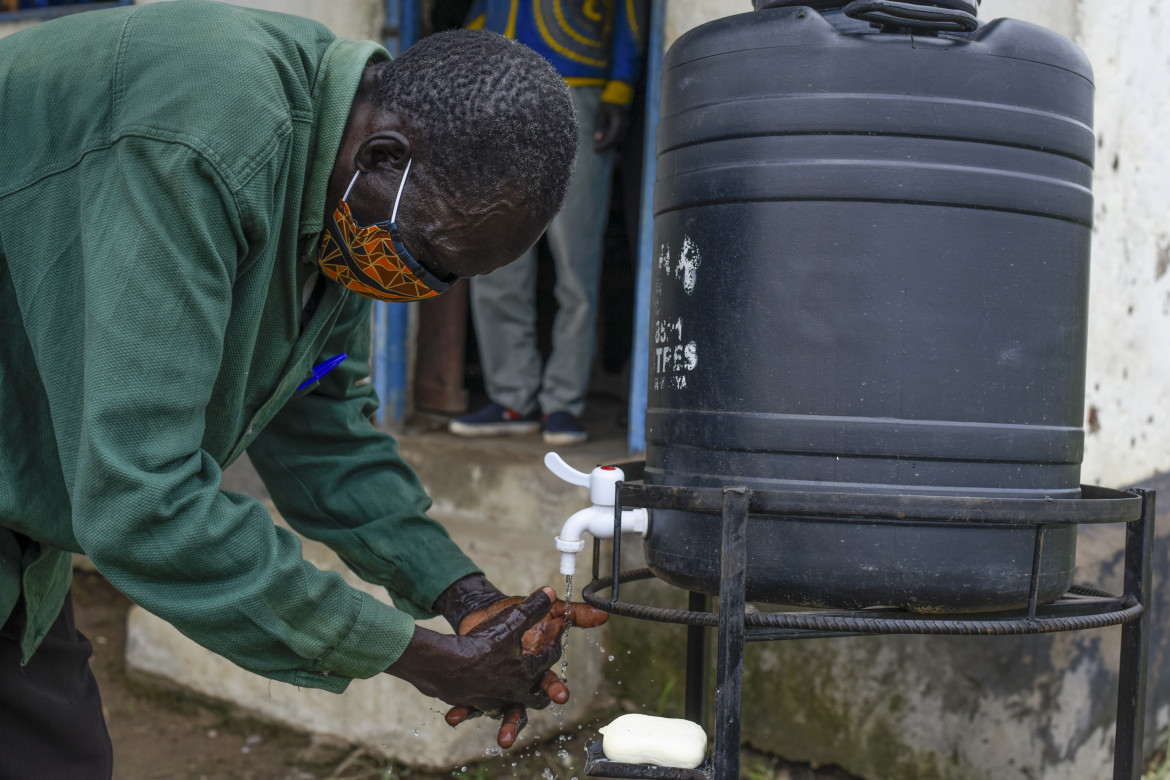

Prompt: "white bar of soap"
[599,713,707,769]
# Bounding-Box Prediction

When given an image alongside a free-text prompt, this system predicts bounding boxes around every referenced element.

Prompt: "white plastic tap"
[545,452,649,577]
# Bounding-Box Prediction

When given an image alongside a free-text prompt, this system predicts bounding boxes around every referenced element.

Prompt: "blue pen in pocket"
[296,353,347,391]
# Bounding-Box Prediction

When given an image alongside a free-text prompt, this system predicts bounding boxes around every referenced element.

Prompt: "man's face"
[352,165,547,280]
[324,94,548,282]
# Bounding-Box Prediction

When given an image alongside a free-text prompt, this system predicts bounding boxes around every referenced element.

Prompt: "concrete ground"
[221,393,634,535]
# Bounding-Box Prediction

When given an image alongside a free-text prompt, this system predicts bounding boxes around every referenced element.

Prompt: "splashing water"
[560,574,573,680]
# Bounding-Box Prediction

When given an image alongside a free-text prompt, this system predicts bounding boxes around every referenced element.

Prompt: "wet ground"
[72,569,864,780]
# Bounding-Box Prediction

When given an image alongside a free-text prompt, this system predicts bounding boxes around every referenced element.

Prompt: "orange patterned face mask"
[318,160,456,302]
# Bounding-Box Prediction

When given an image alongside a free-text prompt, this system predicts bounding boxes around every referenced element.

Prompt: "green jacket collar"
[301,38,390,237]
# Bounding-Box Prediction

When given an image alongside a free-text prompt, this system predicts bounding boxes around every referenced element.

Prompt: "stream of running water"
[560,574,573,680]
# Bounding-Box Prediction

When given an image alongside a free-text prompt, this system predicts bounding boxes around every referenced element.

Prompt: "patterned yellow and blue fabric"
[467,0,644,105]
[319,200,447,302]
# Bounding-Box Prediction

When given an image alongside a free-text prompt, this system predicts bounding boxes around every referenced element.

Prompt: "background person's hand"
[444,593,609,747]
[593,101,629,153]
[384,588,563,747]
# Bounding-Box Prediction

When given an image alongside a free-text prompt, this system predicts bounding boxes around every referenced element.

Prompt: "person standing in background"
[449,0,644,445]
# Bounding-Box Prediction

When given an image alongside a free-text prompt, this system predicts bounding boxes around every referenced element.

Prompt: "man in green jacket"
[0,2,600,776]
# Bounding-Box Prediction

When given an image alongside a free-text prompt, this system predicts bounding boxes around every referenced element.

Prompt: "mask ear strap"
[342,170,361,202]
[391,158,412,222]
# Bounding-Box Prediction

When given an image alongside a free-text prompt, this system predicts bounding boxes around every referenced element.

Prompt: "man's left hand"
[443,594,608,748]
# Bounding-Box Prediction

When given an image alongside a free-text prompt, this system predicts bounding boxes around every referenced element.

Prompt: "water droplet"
[411,730,419,737]
[608,655,614,661]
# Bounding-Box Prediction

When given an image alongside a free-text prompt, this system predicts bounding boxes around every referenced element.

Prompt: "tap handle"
[544,452,592,488]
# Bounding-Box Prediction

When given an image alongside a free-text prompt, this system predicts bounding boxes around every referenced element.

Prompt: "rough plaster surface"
[223,436,628,538]
[0,19,39,39]
[398,438,629,536]
[124,503,608,769]
[608,473,1170,779]
[1075,2,1170,489]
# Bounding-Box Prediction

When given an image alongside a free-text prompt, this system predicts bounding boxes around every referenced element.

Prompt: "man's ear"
[354,131,411,173]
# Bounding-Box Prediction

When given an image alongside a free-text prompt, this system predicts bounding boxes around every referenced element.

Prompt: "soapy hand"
[444,592,609,748]
[385,588,564,744]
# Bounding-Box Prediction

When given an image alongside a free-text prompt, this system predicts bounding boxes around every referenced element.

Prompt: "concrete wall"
[0,17,37,38]
[1076,3,1170,489]
[663,0,1170,491]
[134,0,384,40]
[0,0,383,41]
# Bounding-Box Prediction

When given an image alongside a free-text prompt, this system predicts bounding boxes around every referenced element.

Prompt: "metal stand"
[582,479,1155,780]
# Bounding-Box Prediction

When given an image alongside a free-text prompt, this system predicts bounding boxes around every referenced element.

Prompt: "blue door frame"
[373,0,419,427]
[628,0,666,454]
[374,0,665,450]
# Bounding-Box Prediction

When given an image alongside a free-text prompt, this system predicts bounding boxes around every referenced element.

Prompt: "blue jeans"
[470,86,614,417]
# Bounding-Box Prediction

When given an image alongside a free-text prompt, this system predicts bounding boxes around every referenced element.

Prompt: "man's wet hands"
[384,586,608,749]
[445,591,608,747]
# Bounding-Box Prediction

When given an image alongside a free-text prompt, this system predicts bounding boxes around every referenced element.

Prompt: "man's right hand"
[443,593,609,746]
[384,588,562,743]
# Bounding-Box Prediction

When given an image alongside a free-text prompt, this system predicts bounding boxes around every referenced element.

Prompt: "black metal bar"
[1113,489,1155,780]
[714,488,750,780]
[686,591,709,727]
[593,537,602,582]
[1027,525,1046,619]
[584,740,711,779]
[747,627,864,641]
[612,483,624,606]
[582,567,1141,636]
[615,482,1141,526]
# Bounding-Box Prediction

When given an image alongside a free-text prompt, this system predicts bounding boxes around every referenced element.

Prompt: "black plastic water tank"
[642,0,1095,612]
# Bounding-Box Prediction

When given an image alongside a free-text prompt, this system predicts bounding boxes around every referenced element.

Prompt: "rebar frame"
[582,478,1155,780]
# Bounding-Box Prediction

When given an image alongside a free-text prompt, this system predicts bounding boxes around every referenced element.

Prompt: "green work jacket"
[0,0,480,692]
